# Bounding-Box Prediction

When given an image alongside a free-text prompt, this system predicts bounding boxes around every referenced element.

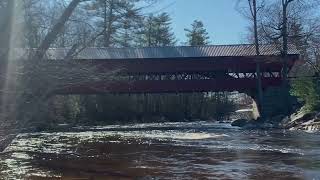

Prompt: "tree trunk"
[251,0,264,119]
[282,1,289,81]
[104,0,114,47]
[34,0,81,60]
[281,0,292,114]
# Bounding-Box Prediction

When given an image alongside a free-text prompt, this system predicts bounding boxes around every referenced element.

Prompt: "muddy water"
[0,122,320,179]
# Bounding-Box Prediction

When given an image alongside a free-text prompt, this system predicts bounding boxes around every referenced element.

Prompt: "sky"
[145,0,250,45]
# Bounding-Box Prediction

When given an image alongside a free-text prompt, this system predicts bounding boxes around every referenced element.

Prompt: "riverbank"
[231,108,320,132]
[284,109,320,131]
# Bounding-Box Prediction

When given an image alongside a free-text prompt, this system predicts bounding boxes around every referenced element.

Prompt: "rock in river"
[231,119,249,127]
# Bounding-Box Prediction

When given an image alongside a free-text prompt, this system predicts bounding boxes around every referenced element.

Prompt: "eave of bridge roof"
[4,44,299,61]
[43,44,299,60]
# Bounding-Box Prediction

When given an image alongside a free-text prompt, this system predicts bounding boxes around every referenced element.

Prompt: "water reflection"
[1,122,320,179]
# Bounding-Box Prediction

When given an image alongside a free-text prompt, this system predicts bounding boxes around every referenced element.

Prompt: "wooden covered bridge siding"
[51,45,299,94]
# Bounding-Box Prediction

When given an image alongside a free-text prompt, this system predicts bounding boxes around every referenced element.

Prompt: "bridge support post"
[252,98,262,120]
[281,60,291,115]
[250,86,296,120]
[256,62,264,120]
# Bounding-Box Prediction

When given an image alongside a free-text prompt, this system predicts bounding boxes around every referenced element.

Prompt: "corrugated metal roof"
[9,44,300,60]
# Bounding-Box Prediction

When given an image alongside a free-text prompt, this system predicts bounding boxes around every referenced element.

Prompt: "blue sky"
[145,0,250,45]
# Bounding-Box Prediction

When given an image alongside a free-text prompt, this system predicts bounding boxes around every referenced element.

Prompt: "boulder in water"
[231,119,249,127]
[242,122,276,130]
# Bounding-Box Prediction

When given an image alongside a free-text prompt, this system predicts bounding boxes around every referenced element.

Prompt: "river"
[0,122,319,179]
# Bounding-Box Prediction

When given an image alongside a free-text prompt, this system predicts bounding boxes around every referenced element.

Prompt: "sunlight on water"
[132,131,229,140]
[6,130,229,154]
[0,0,23,129]
[3,124,308,156]
[150,132,228,140]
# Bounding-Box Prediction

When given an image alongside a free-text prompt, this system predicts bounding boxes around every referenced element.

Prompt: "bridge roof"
[44,44,299,60]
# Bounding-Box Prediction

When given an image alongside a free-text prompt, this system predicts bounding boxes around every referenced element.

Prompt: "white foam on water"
[156,132,229,140]
[6,130,231,156]
[111,130,230,141]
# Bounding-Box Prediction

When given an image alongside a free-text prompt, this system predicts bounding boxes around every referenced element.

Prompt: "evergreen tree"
[184,20,210,46]
[289,21,309,64]
[183,20,212,120]
[153,13,176,46]
[291,78,320,112]
[87,0,142,47]
[288,20,320,112]
[137,13,176,47]
[117,8,141,47]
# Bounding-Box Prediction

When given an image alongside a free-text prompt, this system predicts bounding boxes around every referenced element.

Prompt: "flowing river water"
[0,122,320,179]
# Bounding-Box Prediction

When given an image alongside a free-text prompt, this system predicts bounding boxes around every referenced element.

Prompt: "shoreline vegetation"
[31,102,320,133]
[36,93,236,131]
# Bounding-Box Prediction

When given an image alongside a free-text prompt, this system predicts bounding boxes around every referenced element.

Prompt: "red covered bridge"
[48,44,299,94]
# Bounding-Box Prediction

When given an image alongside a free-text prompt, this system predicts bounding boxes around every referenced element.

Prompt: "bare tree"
[257,0,320,114]
[281,0,298,83]
[259,0,320,73]
[34,0,82,59]
[237,0,265,119]
[0,0,118,152]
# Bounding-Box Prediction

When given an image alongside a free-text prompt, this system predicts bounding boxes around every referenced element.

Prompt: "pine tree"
[289,21,313,64]
[184,20,210,46]
[289,21,320,112]
[183,20,211,119]
[291,77,320,112]
[117,5,142,47]
[137,13,176,47]
[87,0,142,47]
[153,13,176,46]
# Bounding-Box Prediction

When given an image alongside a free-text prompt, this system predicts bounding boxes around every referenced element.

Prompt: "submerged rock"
[243,122,276,130]
[270,115,286,123]
[231,119,249,127]
[231,117,280,130]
